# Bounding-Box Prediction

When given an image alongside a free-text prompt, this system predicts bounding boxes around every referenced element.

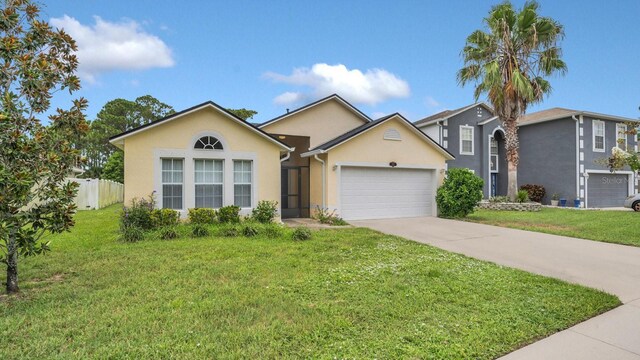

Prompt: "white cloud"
[264,63,410,106]
[50,15,174,82]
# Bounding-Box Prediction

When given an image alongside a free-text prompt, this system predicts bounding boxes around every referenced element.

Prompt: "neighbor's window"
[161,158,183,210]
[460,125,474,155]
[233,160,252,207]
[194,159,223,208]
[593,120,605,152]
[616,123,627,149]
[194,136,223,150]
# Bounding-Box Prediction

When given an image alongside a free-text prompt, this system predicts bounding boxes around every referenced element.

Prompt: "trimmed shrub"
[218,205,241,223]
[188,208,217,224]
[436,168,484,218]
[150,208,180,227]
[516,189,530,203]
[121,225,144,242]
[251,200,278,223]
[292,227,312,241]
[242,223,260,237]
[159,226,179,240]
[191,223,209,237]
[121,195,155,230]
[520,184,546,203]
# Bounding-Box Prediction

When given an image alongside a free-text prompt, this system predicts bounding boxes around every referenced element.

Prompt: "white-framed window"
[194,159,223,208]
[233,160,252,208]
[592,120,605,152]
[161,158,183,210]
[460,125,474,155]
[490,137,499,172]
[194,136,223,150]
[616,123,627,149]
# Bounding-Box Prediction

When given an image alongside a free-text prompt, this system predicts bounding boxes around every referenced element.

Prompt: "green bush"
[120,225,144,242]
[218,205,241,223]
[221,225,240,237]
[121,195,155,230]
[242,223,260,237]
[251,200,278,223]
[489,196,510,203]
[436,168,484,218]
[292,227,312,241]
[150,208,180,227]
[516,189,530,203]
[520,184,545,203]
[263,224,284,239]
[313,206,349,226]
[159,226,179,240]
[188,208,217,224]
[191,223,209,237]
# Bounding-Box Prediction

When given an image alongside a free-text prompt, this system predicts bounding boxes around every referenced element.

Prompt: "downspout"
[572,114,580,204]
[280,147,294,163]
[313,154,326,208]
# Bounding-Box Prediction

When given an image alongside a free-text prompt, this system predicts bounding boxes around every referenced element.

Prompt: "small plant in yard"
[489,196,510,203]
[191,223,210,238]
[520,184,545,203]
[218,205,241,223]
[120,225,145,242]
[221,225,240,237]
[516,190,530,203]
[242,223,260,237]
[313,206,349,226]
[121,194,156,230]
[263,224,284,238]
[436,168,484,218]
[251,200,279,223]
[292,227,312,241]
[150,208,180,227]
[158,226,179,240]
[188,208,217,224]
[551,193,560,201]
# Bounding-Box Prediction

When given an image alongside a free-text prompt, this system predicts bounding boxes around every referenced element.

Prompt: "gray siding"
[518,118,577,204]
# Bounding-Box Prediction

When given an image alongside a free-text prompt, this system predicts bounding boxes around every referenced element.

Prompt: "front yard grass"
[0,205,620,359]
[466,208,640,247]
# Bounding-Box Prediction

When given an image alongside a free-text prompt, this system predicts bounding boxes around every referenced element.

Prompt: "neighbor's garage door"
[587,173,629,208]
[340,167,434,220]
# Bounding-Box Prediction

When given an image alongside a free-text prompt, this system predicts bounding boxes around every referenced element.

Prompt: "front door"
[281,167,309,218]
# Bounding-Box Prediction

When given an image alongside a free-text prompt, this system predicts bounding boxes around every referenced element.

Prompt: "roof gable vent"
[383,128,401,141]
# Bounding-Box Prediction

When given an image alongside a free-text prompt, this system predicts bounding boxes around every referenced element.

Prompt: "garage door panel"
[587,173,629,208]
[340,167,434,220]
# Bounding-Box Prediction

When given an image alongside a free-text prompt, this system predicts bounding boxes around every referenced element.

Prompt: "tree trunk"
[504,118,520,201]
[6,230,19,294]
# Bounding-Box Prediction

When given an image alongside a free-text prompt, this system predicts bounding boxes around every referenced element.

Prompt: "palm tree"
[458,1,567,200]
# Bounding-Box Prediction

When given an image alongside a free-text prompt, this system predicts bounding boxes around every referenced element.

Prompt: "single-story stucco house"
[109,94,454,220]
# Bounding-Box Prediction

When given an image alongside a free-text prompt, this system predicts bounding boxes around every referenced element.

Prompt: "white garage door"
[340,167,434,220]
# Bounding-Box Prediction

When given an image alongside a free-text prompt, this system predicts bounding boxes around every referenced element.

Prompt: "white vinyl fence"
[69,178,124,210]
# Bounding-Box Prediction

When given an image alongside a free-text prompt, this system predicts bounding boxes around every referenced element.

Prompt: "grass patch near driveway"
[0,205,619,359]
[466,208,640,247]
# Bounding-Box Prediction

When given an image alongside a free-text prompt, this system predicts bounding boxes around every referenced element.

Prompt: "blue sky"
[44,0,640,123]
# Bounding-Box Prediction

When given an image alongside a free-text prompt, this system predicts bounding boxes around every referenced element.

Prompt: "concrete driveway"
[350,217,640,359]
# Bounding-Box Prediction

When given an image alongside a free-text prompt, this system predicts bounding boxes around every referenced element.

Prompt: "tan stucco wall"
[122,107,283,210]
[260,99,367,148]
[321,117,449,211]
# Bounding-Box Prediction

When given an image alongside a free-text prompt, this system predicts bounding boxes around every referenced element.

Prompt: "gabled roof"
[518,107,639,126]
[414,102,495,127]
[301,113,454,160]
[108,101,293,151]
[258,93,371,129]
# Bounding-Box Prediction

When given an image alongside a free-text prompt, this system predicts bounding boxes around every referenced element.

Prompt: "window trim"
[459,125,474,155]
[194,159,224,209]
[233,160,253,208]
[592,120,605,153]
[161,158,184,210]
[616,123,627,150]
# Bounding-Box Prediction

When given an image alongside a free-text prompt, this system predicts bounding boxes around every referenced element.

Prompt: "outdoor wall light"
[389,161,397,167]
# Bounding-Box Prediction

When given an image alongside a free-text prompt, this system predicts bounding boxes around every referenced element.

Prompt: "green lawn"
[466,208,640,247]
[0,205,620,359]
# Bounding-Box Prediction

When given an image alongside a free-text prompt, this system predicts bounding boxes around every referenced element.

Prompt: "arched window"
[194,136,223,150]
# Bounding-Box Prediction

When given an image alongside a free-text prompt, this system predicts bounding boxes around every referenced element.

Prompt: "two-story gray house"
[416,104,638,208]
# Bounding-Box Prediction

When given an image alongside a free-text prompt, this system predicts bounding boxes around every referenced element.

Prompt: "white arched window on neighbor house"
[194,136,223,150]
